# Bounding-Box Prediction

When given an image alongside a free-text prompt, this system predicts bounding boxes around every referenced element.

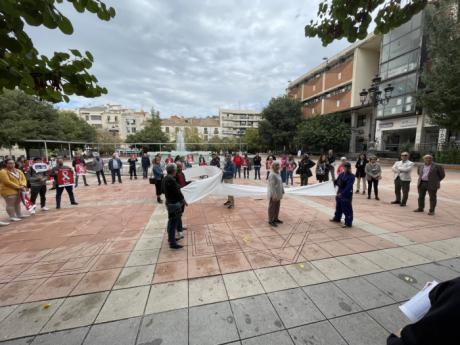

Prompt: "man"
[253,153,262,180]
[391,152,414,207]
[127,154,138,180]
[414,154,445,215]
[72,154,89,187]
[330,162,355,228]
[336,156,348,175]
[297,154,315,186]
[223,155,236,209]
[233,153,242,178]
[50,158,78,209]
[327,149,336,181]
[141,153,151,179]
[210,153,220,168]
[108,153,123,184]
[27,158,49,211]
[267,161,284,227]
[162,163,187,249]
[93,154,107,185]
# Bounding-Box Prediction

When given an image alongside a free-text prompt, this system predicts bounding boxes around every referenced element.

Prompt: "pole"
[44,140,49,161]
[68,142,71,159]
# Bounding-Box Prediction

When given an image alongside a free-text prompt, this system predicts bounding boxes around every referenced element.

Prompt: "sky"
[27,0,349,118]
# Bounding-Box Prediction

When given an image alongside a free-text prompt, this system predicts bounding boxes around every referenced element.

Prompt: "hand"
[184,201,188,207]
[394,328,402,337]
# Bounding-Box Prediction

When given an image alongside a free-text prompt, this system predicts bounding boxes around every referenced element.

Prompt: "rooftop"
[161,115,220,127]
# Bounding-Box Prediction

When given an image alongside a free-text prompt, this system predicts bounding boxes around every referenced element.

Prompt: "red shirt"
[176,172,187,188]
[233,156,242,167]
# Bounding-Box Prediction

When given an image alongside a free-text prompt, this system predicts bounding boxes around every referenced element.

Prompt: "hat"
[340,157,347,161]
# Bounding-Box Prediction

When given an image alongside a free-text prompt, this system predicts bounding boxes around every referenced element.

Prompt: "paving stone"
[364,271,419,302]
[125,250,159,267]
[134,237,162,251]
[138,309,187,345]
[189,301,238,345]
[360,250,406,270]
[32,327,89,345]
[438,258,460,272]
[382,248,430,266]
[367,304,411,334]
[223,271,265,300]
[334,277,394,309]
[425,240,460,258]
[0,305,17,323]
[302,282,361,318]
[310,258,357,281]
[145,280,188,314]
[378,233,416,246]
[43,292,108,332]
[415,262,460,282]
[241,330,294,345]
[95,286,149,323]
[254,267,298,293]
[284,262,329,286]
[330,312,389,345]
[231,294,283,339]
[268,288,325,328]
[391,266,438,290]
[83,317,141,345]
[405,244,452,261]
[336,254,384,275]
[288,320,347,345]
[0,337,34,345]
[189,276,228,307]
[113,265,155,289]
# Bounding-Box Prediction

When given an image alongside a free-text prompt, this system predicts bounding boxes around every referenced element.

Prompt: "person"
[253,153,262,180]
[327,149,336,181]
[108,153,123,184]
[365,156,382,200]
[175,162,189,234]
[336,156,348,175]
[50,158,78,209]
[127,155,138,180]
[141,153,151,179]
[16,156,25,172]
[222,155,236,209]
[330,162,355,228]
[165,154,174,164]
[93,155,107,186]
[286,155,297,186]
[391,152,414,207]
[27,158,49,211]
[72,154,89,187]
[414,154,445,215]
[233,153,242,178]
[242,154,250,179]
[297,154,315,186]
[210,153,220,168]
[280,154,288,184]
[387,276,460,345]
[152,156,164,203]
[265,155,274,180]
[162,163,187,249]
[355,153,368,194]
[316,154,329,183]
[267,161,284,227]
[198,155,206,166]
[297,149,302,158]
[0,158,28,221]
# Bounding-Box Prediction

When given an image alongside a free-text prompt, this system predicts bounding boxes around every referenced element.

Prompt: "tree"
[0,0,115,103]
[418,0,460,134]
[258,96,303,152]
[184,127,203,151]
[305,0,428,46]
[296,113,351,153]
[126,116,169,153]
[57,110,96,142]
[243,128,263,153]
[95,129,122,155]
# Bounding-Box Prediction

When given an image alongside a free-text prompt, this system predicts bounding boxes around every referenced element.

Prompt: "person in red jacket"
[233,153,242,179]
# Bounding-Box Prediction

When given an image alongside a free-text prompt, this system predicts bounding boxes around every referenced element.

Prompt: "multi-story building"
[287,34,382,153]
[160,115,221,141]
[77,104,149,140]
[219,109,261,137]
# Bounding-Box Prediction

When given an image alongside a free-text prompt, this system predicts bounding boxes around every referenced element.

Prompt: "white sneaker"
[41,207,49,211]
[0,221,10,226]
[10,217,22,222]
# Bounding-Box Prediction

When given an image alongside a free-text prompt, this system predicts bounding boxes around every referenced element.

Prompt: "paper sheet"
[399,280,439,323]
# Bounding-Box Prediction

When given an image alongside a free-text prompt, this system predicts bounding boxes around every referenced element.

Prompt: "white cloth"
[268,171,284,201]
[181,166,336,204]
[392,160,414,181]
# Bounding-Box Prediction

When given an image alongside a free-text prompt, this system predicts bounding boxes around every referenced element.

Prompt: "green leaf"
[58,15,74,34]
[70,49,82,57]
[85,51,94,62]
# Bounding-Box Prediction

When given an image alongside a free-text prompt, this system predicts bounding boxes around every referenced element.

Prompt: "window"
[115,116,118,121]
[336,100,341,107]
[311,108,315,115]
[338,72,342,80]
[85,115,89,121]
[214,128,219,134]
[132,127,136,133]
[204,128,208,134]
[90,115,102,121]
[107,116,111,122]
[165,127,169,133]
[357,115,366,127]
[93,124,102,128]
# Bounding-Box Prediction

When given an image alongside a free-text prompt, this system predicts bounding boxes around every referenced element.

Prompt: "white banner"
[181,166,335,204]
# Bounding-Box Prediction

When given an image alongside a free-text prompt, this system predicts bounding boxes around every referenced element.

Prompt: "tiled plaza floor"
[1,165,460,344]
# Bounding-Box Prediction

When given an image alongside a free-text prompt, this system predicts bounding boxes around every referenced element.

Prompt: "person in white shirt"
[391,152,414,207]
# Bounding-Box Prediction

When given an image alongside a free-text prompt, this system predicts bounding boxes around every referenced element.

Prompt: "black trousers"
[367,178,379,197]
[154,179,162,197]
[254,166,261,180]
[394,177,410,205]
[75,175,88,187]
[418,181,438,212]
[111,169,122,183]
[96,170,107,185]
[56,186,76,208]
[30,185,47,208]
[300,174,309,186]
[129,166,137,179]
[142,167,149,179]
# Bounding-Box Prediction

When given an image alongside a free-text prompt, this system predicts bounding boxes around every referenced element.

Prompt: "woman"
[297,154,315,186]
[327,149,336,181]
[355,153,368,194]
[316,154,329,183]
[253,153,262,180]
[267,161,284,227]
[286,155,297,186]
[265,155,274,180]
[242,154,250,179]
[365,156,382,200]
[198,155,206,166]
[0,158,28,221]
[152,156,164,203]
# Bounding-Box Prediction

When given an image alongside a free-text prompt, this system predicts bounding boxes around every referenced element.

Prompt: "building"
[160,115,221,141]
[77,105,149,140]
[219,109,262,137]
[287,34,381,153]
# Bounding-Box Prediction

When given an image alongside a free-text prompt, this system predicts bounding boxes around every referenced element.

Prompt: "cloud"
[26,0,349,117]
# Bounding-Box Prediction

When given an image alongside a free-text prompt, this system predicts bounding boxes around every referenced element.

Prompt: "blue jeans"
[334,195,353,226]
[254,166,261,179]
[286,171,293,185]
[166,202,183,245]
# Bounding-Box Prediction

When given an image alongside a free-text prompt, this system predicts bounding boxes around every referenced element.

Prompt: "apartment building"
[77,104,149,140]
[160,115,221,141]
[287,34,381,153]
[219,109,262,137]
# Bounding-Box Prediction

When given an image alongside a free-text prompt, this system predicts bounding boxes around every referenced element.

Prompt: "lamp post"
[359,75,394,151]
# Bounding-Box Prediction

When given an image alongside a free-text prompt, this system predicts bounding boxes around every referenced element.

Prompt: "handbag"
[149,170,155,184]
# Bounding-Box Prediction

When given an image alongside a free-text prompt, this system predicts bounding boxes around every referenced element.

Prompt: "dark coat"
[108,158,122,171]
[417,163,445,190]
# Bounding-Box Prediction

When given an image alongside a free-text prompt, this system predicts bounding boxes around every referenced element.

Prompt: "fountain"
[175,128,186,152]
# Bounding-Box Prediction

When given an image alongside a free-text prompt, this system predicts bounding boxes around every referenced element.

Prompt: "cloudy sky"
[27,0,349,117]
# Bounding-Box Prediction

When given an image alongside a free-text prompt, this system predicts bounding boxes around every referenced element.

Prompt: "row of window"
[164,127,220,135]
